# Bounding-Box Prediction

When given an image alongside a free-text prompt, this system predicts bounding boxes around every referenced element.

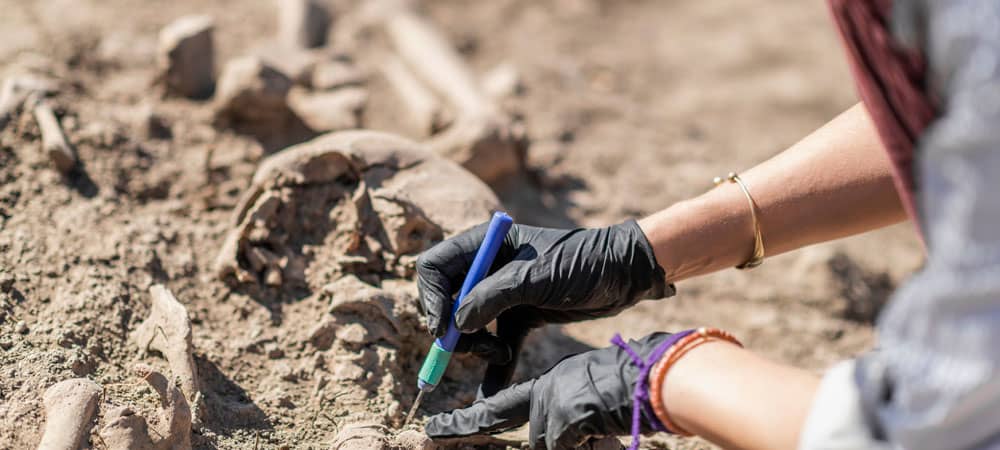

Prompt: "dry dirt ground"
[0,0,923,449]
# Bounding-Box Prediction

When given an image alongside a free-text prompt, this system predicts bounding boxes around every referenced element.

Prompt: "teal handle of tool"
[417,211,513,392]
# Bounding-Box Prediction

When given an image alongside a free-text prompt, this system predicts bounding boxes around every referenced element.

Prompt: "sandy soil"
[0,0,923,449]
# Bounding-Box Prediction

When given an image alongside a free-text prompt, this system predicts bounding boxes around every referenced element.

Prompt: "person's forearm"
[639,103,906,282]
[661,341,819,450]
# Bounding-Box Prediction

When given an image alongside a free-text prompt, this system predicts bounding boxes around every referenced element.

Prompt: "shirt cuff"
[798,360,888,450]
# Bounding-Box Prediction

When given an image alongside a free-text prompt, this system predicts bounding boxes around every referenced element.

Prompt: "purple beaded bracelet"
[611,329,695,450]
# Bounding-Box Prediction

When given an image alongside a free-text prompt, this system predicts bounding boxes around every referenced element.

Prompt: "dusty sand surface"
[0,0,923,449]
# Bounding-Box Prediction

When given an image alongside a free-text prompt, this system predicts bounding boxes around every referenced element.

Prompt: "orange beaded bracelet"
[648,327,743,436]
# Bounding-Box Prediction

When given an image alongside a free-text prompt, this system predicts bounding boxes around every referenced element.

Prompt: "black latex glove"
[417,219,674,396]
[425,332,673,449]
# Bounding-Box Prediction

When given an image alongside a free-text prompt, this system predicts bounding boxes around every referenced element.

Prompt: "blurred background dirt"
[0,0,923,449]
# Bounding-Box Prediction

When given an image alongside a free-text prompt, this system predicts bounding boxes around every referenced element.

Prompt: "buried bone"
[36,378,101,450]
[132,285,200,404]
[31,98,77,174]
[99,365,192,450]
[384,10,526,185]
[214,130,499,288]
[380,55,451,137]
[287,85,367,132]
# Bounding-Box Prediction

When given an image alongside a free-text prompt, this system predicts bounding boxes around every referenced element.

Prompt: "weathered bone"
[100,365,192,450]
[0,76,57,131]
[384,10,525,185]
[277,0,331,49]
[132,285,200,405]
[99,407,154,450]
[37,378,101,450]
[138,364,192,450]
[380,55,451,137]
[214,130,500,286]
[31,98,77,174]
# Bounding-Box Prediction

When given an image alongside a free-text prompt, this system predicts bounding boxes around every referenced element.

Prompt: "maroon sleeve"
[827,0,937,238]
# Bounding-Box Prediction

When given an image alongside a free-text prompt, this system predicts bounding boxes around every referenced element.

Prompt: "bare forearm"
[639,103,906,282]
[661,341,819,450]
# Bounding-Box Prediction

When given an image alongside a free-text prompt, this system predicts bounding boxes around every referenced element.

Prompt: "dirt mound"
[0,125,506,448]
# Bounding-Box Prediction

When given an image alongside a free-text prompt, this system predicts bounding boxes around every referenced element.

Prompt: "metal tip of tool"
[403,389,425,427]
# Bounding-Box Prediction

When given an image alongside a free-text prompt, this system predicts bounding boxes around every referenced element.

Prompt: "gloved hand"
[417,219,674,395]
[425,332,675,450]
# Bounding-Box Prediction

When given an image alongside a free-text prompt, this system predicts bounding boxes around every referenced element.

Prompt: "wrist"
[647,327,743,436]
[615,219,674,300]
[639,186,757,282]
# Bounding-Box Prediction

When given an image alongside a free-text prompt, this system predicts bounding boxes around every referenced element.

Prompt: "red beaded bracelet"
[648,327,743,436]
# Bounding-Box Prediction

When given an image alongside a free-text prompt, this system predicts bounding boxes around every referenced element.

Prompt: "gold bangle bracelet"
[713,172,764,269]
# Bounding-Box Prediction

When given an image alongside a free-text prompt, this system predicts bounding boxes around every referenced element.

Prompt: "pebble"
[393,429,435,450]
[287,86,366,132]
[158,15,215,99]
[15,320,28,334]
[266,343,285,359]
[213,56,293,130]
[0,273,13,292]
[335,322,369,345]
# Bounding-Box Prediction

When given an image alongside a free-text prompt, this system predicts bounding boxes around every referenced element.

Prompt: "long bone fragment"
[37,379,101,450]
[384,10,525,185]
[32,98,77,174]
[380,55,451,137]
[132,285,200,405]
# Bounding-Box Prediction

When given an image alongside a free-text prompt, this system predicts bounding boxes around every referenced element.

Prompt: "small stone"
[15,321,27,334]
[158,15,215,99]
[393,429,435,450]
[0,273,14,293]
[252,44,321,85]
[140,107,172,139]
[277,0,331,49]
[307,320,338,350]
[278,394,296,409]
[331,422,389,450]
[57,330,80,348]
[264,267,283,286]
[332,361,365,382]
[272,362,298,382]
[287,86,366,132]
[335,323,368,345]
[385,401,400,421]
[266,343,285,359]
[213,56,293,132]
